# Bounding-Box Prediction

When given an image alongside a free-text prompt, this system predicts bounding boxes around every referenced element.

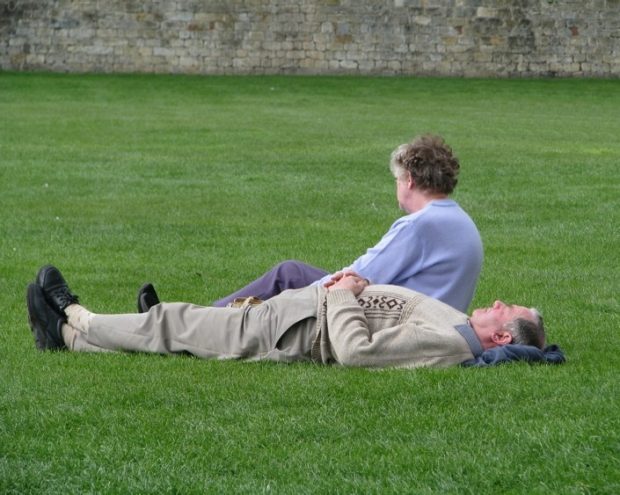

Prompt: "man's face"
[470,300,537,331]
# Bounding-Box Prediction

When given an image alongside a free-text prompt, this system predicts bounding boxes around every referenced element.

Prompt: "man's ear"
[491,330,513,346]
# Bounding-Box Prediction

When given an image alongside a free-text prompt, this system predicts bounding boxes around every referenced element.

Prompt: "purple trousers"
[212,260,329,307]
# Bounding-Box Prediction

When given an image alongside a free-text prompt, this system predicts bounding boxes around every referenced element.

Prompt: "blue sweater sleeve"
[348,218,423,283]
[315,216,423,286]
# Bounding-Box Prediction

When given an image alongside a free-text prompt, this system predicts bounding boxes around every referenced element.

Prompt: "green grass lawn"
[1,72,618,493]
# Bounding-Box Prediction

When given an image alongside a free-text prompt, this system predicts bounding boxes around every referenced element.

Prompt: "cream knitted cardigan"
[311,285,476,368]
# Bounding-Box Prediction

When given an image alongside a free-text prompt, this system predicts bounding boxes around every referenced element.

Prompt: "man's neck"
[469,320,501,351]
[406,190,449,213]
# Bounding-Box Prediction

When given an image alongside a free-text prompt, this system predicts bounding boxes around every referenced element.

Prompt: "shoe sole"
[26,284,48,351]
[26,284,63,351]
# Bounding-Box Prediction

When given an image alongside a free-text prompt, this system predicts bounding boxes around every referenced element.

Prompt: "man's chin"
[470,309,482,318]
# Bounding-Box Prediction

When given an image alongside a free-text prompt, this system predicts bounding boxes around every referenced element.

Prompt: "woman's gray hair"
[388,134,460,194]
[504,308,546,349]
[390,144,410,179]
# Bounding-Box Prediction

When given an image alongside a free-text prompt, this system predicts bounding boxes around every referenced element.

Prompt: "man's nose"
[493,300,504,309]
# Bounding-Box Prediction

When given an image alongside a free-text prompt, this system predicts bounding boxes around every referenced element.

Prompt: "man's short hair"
[504,309,546,349]
[389,134,460,194]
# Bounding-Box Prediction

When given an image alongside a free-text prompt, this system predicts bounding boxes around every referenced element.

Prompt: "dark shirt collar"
[455,323,484,358]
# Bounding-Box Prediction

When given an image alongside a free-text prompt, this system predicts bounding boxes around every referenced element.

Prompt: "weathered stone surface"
[0,0,617,76]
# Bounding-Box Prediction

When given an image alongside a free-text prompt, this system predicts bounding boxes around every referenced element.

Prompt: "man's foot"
[137,283,160,313]
[36,265,79,313]
[26,283,66,351]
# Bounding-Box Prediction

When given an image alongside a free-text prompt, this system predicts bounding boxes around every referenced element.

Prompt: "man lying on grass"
[27,265,563,368]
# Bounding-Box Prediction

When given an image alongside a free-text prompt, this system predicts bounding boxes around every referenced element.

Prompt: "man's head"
[389,134,460,195]
[470,300,546,350]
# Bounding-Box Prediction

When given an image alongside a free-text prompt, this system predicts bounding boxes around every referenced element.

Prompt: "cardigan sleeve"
[324,289,473,368]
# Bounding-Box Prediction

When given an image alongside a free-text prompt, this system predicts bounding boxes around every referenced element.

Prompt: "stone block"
[167,13,193,22]
[414,16,432,26]
[476,7,498,19]
[8,37,27,47]
[81,45,113,55]
[153,47,176,57]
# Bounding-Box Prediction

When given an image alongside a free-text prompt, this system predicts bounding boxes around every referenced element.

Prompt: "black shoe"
[137,283,160,313]
[36,265,79,313]
[26,283,66,351]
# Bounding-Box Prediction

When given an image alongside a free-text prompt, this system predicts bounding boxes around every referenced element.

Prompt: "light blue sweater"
[315,199,483,312]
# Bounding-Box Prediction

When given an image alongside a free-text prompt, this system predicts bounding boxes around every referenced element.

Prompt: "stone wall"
[1,0,618,77]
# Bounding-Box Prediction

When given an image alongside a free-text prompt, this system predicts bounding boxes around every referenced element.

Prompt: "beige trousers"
[84,286,321,363]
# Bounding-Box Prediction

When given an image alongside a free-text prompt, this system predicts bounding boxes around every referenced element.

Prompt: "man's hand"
[323,270,364,289]
[328,274,370,296]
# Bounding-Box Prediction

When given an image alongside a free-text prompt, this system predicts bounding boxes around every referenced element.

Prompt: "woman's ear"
[406,171,415,189]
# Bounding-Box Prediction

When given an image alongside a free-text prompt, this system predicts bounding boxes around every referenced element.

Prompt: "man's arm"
[325,276,472,368]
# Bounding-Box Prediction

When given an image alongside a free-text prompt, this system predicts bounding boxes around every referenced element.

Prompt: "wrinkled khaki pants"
[85,287,320,363]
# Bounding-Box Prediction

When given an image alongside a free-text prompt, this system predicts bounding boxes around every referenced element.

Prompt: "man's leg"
[65,302,285,360]
[63,322,113,352]
[212,260,328,307]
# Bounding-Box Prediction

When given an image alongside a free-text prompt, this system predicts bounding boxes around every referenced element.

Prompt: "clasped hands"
[323,270,370,296]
